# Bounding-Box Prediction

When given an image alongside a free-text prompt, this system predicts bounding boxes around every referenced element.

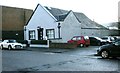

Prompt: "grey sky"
[0,0,120,24]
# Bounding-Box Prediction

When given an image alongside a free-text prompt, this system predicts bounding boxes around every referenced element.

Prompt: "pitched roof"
[45,6,68,21]
[104,22,119,30]
[74,12,106,28]
[45,6,106,29]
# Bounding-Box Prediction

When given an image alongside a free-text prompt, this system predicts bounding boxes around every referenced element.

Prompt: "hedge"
[31,40,47,45]
[49,42,77,49]
[16,40,28,44]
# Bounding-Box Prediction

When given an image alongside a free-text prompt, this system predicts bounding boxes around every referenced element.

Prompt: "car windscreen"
[101,37,108,40]
[9,40,17,43]
[94,37,103,41]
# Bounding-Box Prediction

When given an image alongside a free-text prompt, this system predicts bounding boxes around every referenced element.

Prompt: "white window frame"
[29,30,36,40]
[46,29,55,39]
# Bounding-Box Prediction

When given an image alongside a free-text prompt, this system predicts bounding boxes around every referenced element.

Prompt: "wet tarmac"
[1,46,120,72]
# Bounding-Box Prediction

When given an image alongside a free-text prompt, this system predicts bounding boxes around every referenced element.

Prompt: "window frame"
[46,29,55,39]
[29,30,36,40]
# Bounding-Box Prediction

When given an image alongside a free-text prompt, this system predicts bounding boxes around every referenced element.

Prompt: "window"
[72,37,77,41]
[84,36,89,40]
[46,29,55,39]
[29,30,35,40]
[77,37,82,40]
[110,37,115,41]
[9,40,16,43]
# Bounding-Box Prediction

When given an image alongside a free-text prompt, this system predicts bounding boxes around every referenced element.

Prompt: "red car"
[67,36,90,47]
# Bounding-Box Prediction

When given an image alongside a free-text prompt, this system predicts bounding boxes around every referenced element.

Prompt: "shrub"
[17,40,28,44]
[31,40,47,45]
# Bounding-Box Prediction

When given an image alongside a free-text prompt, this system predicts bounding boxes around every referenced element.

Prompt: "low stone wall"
[49,42,77,49]
[17,40,77,49]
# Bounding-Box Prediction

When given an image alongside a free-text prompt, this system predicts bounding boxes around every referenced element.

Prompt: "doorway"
[37,27,43,40]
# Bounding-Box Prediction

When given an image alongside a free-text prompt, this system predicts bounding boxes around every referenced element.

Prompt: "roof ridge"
[43,5,107,29]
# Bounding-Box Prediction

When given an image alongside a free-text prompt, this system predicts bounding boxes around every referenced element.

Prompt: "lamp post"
[37,26,41,40]
[16,33,18,40]
[58,22,61,38]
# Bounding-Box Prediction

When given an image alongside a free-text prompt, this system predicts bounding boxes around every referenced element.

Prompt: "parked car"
[101,36,115,43]
[89,36,108,46]
[113,36,120,42]
[0,40,2,49]
[0,40,2,43]
[0,39,23,50]
[97,41,120,58]
[67,36,90,47]
[115,38,120,42]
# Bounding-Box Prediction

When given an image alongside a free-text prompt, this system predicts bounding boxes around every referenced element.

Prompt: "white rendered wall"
[25,4,59,40]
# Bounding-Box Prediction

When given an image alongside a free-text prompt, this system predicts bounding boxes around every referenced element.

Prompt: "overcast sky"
[0,0,120,24]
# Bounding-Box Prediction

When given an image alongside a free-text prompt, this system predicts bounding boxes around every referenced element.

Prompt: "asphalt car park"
[2,46,120,72]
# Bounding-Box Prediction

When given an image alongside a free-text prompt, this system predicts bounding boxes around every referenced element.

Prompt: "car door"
[112,41,120,56]
[89,37,95,45]
[72,37,77,42]
[3,40,8,48]
[90,37,99,46]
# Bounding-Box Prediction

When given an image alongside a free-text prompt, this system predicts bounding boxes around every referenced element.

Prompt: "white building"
[24,4,109,43]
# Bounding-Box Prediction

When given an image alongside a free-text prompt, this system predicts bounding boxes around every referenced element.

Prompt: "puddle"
[44,52,55,54]
[18,66,39,71]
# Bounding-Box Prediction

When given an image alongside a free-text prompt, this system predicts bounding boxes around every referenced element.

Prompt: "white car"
[101,36,115,43]
[0,39,23,50]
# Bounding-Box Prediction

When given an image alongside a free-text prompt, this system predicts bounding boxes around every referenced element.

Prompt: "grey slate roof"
[74,12,106,28]
[104,22,119,29]
[45,6,68,21]
[45,6,106,29]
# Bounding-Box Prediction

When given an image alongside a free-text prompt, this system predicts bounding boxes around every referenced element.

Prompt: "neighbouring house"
[0,5,33,40]
[103,22,120,36]
[25,4,111,43]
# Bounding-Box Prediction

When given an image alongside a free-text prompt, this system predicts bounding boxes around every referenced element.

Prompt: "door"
[114,41,120,56]
[3,40,8,48]
[38,28,43,40]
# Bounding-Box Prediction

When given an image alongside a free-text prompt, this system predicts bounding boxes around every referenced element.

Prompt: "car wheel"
[80,44,84,47]
[101,50,109,59]
[1,45,3,50]
[0,46,1,50]
[8,45,12,50]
